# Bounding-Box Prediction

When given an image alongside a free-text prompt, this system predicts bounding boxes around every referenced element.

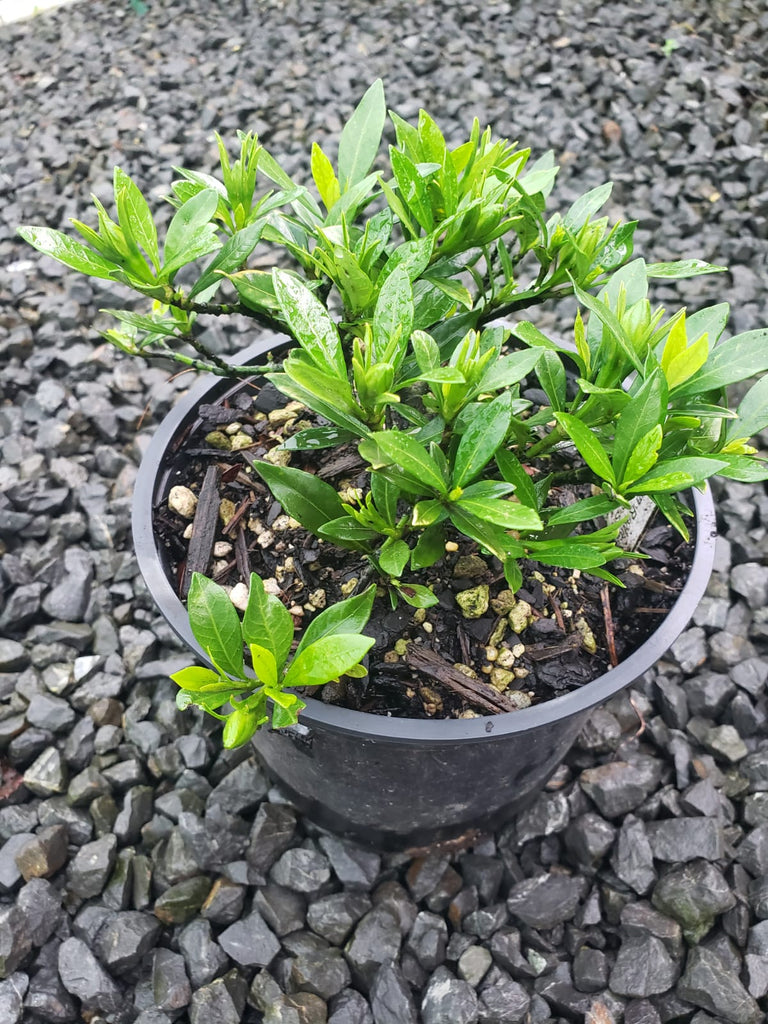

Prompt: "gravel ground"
[1,1,768,1022]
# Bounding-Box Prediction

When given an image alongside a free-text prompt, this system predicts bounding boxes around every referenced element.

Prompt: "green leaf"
[627,456,728,493]
[359,432,449,496]
[424,276,474,310]
[495,449,539,509]
[281,352,359,417]
[572,281,644,374]
[452,391,513,487]
[448,506,521,562]
[555,412,616,486]
[311,142,341,210]
[295,585,376,658]
[390,148,433,231]
[674,329,768,396]
[370,473,399,527]
[228,268,279,312]
[394,583,439,608]
[525,543,611,570]
[378,538,411,577]
[249,643,279,688]
[241,573,294,670]
[652,493,691,541]
[453,495,543,531]
[373,266,413,362]
[189,220,264,298]
[281,426,356,451]
[338,79,386,191]
[412,499,448,527]
[510,321,585,377]
[272,269,346,378]
[622,424,663,486]
[283,634,375,689]
[380,235,434,286]
[613,369,667,483]
[535,349,567,411]
[685,303,729,347]
[114,167,160,271]
[17,225,124,280]
[410,523,445,570]
[270,692,306,730]
[563,182,612,232]
[317,517,379,549]
[187,573,244,679]
[645,259,728,279]
[176,688,236,713]
[99,309,183,339]
[727,376,768,442]
[475,348,542,394]
[250,461,345,535]
[266,373,368,438]
[709,453,768,482]
[169,666,226,691]
[162,188,220,278]
[545,495,620,526]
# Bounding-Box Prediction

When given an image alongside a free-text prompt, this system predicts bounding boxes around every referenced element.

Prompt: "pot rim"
[133,336,717,746]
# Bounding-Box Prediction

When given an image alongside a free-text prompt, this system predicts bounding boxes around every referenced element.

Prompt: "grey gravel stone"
[57,937,123,1016]
[94,911,161,972]
[678,946,762,1024]
[152,948,191,1012]
[247,802,298,873]
[736,823,768,877]
[345,907,402,991]
[329,988,375,1024]
[23,746,67,797]
[477,971,531,1023]
[611,815,656,894]
[218,910,281,967]
[67,833,117,898]
[421,966,478,1024]
[308,891,372,946]
[646,817,724,863]
[609,935,679,997]
[0,834,34,893]
[652,860,736,943]
[580,758,662,818]
[0,907,32,979]
[13,823,68,880]
[189,969,247,1024]
[0,973,27,1024]
[368,960,417,1024]
[178,919,231,987]
[16,877,62,947]
[506,872,587,929]
[270,846,332,893]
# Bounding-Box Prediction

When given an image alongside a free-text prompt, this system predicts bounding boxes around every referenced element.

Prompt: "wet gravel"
[1,0,768,1021]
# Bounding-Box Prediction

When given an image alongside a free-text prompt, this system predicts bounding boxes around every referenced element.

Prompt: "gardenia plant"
[18,81,768,747]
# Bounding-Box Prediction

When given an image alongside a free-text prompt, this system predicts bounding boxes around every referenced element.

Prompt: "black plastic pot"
[133,337,717,850]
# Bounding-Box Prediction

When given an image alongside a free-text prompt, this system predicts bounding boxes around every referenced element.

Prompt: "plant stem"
[169,293,292,339]
[479,285,573,326]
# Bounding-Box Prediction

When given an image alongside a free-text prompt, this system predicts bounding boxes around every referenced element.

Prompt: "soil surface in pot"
[155,375,695,720]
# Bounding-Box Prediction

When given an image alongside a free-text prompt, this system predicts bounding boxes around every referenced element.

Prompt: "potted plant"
[18,81,768,849]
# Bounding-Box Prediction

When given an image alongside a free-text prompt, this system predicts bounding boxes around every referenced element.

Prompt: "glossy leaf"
[282,634,375,689]
[448,505,521,562]
[545,495,620,526]
[251,461,345,535]
[378,538,411,577]
[525,542,611,570]
[311,142,341,209]
[272,269,346,378]
[645,259,727,279]
[370,473,400,527]
[563,182,612,232]
[222,704,262,748]
[242,573,294,669]
[359,432,449,496]
[295,585,376,658]
[189,220,264,298]
[452,391,513,487]
[410,523,445,569]
[726,376,768,442]
[412,499,448,527]
[394,583,439,608]
[710,454,768,482]
[535,349,567,411]
[374,266,413,362]
[169,666,226,691]
[453,495,543,531]
[317,516,379,548]
[187,572,244,679]
[612,369,667,483]
[674,329,768,396]
[281,426,356,451]
[249,643,279,689]
[163,188,220,278]
[266,372,368,438]
[338,79,386,191]
[627,456,728,493]
[495,449,539,509]
[114,167,159,271]
[555,412,616,486]
[622,424,663,486]
[17,225,123,280]
[475,348,543,394]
